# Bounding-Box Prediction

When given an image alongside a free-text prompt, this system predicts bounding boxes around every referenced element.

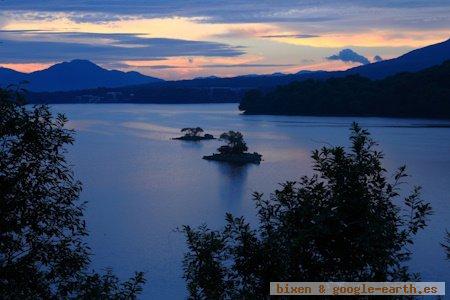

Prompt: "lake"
[52,104,450,299]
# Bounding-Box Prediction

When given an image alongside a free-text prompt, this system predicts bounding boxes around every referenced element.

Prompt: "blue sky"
[0,0,449,79]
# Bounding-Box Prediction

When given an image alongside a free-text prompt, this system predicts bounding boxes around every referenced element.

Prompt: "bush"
[181,123,432,299]
[0,88,145,299]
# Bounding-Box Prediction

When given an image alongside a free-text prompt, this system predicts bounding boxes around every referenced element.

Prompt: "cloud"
[260,34,319,38]
[213,27,275,38]
[0,30,245,63]
[326,49,370,65]
[67,13,138,24]
[373,55,383,62]
[1,0,449,30]
[123,63,294,69]
[203,63,295,68]
[1,1,449,79]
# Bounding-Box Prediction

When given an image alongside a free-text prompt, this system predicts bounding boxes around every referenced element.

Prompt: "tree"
[181,127,204,137]
[0,88,145,299]
[442,231,450,260]
[182,123,432,299]
[239,60,450,118]
[218,131,248,154]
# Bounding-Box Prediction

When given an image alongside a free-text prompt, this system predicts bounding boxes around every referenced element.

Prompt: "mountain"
[26,38,450,103]
[0,67,26,86]
[345,38,450,79]
[167,38,450,86]
[0,60,163,92]
[239,60,450,118]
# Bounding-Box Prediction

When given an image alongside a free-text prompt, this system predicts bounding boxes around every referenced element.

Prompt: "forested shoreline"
[239,61,450,118]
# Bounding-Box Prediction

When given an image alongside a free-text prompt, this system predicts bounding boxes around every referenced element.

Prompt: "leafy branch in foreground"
[182,122,432,299]
[442,231,450,260]
[0,88,145,299]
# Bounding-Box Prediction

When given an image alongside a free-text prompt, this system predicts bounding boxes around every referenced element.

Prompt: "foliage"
[182,127,204,137]
[0,88,145,299]
[442,231,450,260]
[73,269,145,299]
[240,60,450,118]
[182,224,232,299]
[181,123,432,299]
[218,131,248,154]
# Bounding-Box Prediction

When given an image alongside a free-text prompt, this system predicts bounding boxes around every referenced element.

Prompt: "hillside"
[239,61,450,118]
[346,38,450,79]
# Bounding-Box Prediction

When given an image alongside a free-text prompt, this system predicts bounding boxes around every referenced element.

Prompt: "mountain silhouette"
[345,38,450,79]
[129,37,450,89]
[14,38,450,99]
[152,38,450,88]
[0,59,163,92]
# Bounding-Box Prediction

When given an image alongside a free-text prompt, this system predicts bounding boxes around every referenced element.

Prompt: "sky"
[0,0,449,80]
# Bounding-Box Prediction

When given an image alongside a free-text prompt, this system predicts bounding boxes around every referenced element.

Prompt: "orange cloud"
[121,54,268,79]
[123,54,264,68]
[0,63,52,73]
[2,14,274,42]
[267,30,450,48]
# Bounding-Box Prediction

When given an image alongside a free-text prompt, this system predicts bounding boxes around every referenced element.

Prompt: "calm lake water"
[52,104,450,299]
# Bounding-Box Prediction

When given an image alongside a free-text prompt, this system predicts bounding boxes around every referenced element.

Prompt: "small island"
[203,131,262,164]
[173,127,215,141]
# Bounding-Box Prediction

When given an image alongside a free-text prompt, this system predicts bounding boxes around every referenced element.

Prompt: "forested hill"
[239,61,450,119]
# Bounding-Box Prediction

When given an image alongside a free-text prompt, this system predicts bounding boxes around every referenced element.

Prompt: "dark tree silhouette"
[182,123,432,299]
[442,231,450,260]
[0,88,145,298]
[181,127,204,137]
[240,60,450,118]
[218,131,248,154]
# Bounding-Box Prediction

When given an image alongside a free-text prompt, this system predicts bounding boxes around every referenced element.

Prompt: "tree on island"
[182,123,432,299]
[181,127,204,137]
[218,131,248,154]
[0,87,145,298]
[203,131,261,164]
[175,127,215,141]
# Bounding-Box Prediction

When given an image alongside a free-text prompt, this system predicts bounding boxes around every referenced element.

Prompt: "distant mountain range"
[0,59,163,92]
[345,38,450,79]
[8,37,450,103]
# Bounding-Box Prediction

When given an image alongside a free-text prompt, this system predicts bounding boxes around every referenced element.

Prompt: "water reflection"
[215,163,250,206]
[179,140,204,149]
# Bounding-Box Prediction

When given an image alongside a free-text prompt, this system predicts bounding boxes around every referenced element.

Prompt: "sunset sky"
[0,0,449,79]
